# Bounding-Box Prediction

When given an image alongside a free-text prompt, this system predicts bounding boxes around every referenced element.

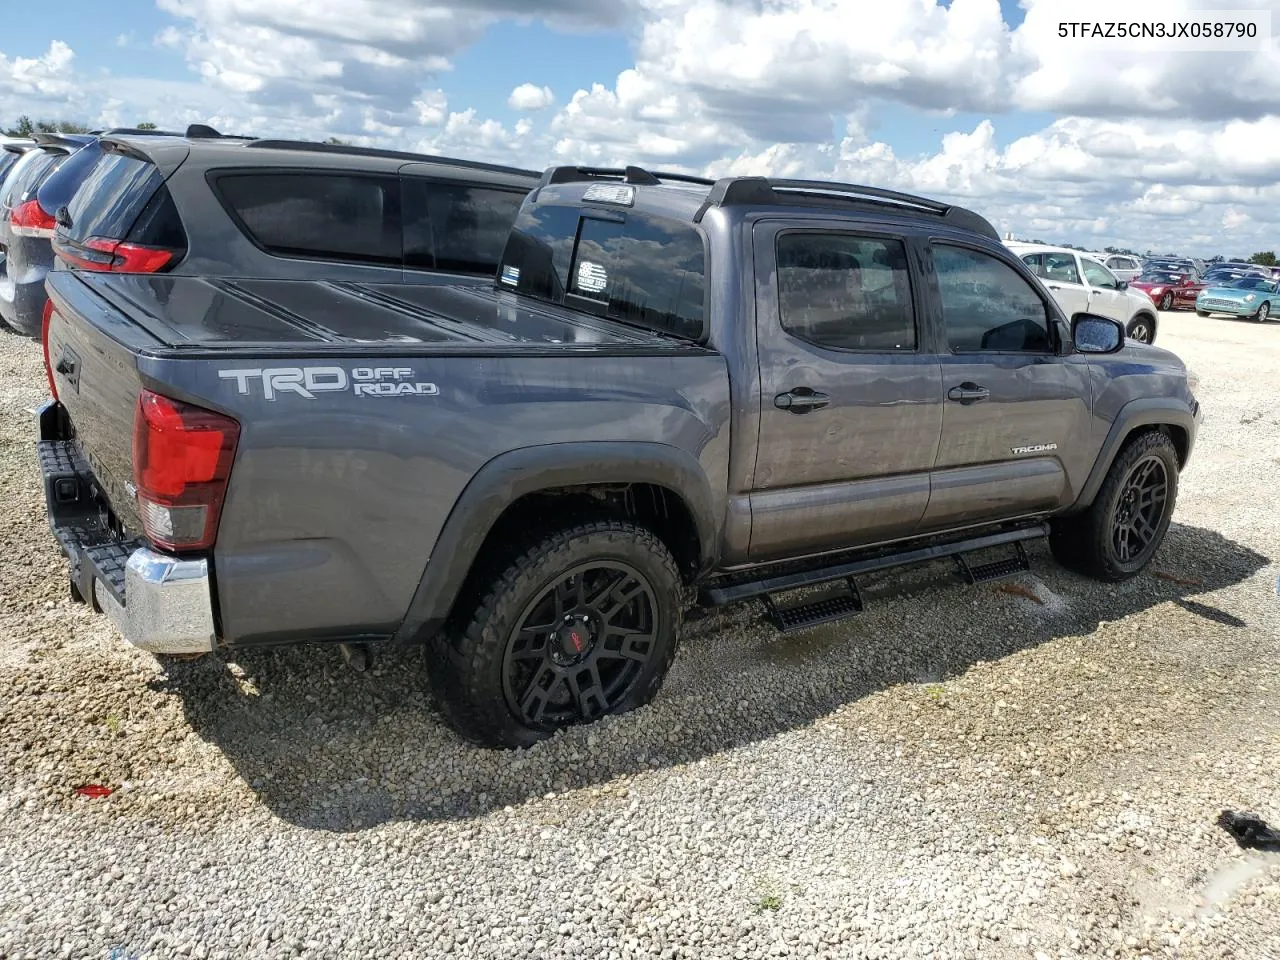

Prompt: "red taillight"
[41,299,58,400]
[10,199,56,238]
[131,390,240,552]
[57,236,174,274]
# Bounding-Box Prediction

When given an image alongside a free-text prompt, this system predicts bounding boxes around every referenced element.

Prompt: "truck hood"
[46,272,689,351]
[1121,338,1185,371]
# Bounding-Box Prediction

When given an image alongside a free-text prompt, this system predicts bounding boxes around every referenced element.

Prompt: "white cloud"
[507,83,554,111]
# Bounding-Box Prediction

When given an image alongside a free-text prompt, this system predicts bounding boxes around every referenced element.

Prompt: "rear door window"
[63,151,166,243]
[402,180,525,276]
[214,172,401,266]
[0,149,62,210]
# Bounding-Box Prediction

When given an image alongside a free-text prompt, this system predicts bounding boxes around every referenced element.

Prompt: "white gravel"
[1,311,1278,960]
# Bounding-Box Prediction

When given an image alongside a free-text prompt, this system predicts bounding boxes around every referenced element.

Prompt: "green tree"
[1248,251,1277,267]
[6,115,35,137]
[324,135,351,145]
[136,122,158,130]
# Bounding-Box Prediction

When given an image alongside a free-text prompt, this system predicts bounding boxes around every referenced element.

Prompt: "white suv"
[1006,242,1160,344]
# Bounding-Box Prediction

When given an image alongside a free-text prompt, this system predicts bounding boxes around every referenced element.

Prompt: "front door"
[749,222,943,561]
[925,241,1094,530]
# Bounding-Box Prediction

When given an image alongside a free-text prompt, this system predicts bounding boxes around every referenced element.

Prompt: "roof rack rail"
[692,176,999,240]
[105,126,187,137]
[243,138,538,177]
[184,123,256,140]
[538,165,717,189]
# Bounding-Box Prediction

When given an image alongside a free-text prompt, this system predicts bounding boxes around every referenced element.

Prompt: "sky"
[3,0,1280,256]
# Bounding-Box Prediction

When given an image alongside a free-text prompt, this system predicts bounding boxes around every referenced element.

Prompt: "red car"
[1129,271,1204,311]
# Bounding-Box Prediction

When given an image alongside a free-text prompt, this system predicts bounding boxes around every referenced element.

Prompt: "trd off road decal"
[218,366,439,401]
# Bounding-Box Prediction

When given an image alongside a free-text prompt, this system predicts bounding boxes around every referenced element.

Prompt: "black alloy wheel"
[502,561,659,728]
[1111,454,1169,565]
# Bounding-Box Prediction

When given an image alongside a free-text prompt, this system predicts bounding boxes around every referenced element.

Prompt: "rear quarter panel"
[156,351,731,645]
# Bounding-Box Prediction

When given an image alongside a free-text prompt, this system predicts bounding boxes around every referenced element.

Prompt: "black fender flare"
[393,441,720,642]
[1071,397,1197,510]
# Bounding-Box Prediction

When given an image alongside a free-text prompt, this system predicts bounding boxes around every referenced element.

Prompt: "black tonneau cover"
[44,271,694,352]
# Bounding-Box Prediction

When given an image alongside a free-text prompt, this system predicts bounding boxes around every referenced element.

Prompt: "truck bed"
[42,270,731,648]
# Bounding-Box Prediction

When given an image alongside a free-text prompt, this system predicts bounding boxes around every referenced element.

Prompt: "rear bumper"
[36,401,216,655]
[0,257,51,336]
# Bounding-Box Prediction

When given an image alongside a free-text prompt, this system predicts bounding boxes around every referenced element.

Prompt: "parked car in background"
[1128,269,1204,311]
[0,133,93,335]
[1143,257,1199,279]
[1195,275,1280,322]
[52,128,539,289]
[1102,254,1143,282]
[0,139,36,188]
[1007,241,1160,343]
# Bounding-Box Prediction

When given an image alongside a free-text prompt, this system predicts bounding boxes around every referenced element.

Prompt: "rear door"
[399,169,528,283]
[925,241,1093,529]
[1080,257,1128,321]
[1020,251,1090,318]
[748,220,943,561]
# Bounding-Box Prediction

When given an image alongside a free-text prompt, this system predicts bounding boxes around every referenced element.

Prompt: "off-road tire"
[428,520,682,748]
[1049,430,1179,582]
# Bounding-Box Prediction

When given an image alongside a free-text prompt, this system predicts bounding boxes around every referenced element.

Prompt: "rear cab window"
[498,199,707,340]
[212,172,401,265]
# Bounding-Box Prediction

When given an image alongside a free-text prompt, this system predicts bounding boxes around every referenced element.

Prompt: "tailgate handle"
[55,357,77,376]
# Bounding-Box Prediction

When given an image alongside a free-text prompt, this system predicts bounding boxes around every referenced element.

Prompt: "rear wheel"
[428,520,682,748]
[1050,430,1179,582]
[1127,315,1155,344]
[1159,292,1174,311]
[1255,301,1270,323]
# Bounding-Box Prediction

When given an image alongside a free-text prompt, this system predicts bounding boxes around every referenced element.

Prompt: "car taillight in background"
[41,300,58,401]
[10,199,56,239]
[55,236,174,273]
[131,389,240,552]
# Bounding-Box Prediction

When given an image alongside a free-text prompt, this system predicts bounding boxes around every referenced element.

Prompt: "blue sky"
[3,0,1280,255]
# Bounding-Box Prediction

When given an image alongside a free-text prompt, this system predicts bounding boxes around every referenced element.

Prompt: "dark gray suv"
[0,134,93,335]
[51,129,539,288]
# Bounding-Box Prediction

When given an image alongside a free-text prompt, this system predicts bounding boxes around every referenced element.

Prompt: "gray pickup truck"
[37,167,1202,747]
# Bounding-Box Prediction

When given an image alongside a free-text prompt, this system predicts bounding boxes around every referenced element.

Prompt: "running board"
[764,577,863,634]
[701,523,1049,607]
[953,541,1030,584]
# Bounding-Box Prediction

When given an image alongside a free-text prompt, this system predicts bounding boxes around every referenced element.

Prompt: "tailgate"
[44,272,162,536]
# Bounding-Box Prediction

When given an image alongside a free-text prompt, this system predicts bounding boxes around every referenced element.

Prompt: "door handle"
[1046,283,1061,290]
[774,388,830,414]
[947,383,990,404]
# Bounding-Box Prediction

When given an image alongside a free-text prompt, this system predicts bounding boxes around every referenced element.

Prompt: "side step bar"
[701,523,1049,632]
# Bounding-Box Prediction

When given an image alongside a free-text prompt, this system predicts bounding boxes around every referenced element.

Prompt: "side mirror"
[1116,280,1128,290]
[1071,313,1125,354]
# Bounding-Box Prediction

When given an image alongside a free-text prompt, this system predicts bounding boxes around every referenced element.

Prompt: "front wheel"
[1196,310,1209,318]
[428,520,682,748]
[1159,292,1174,311]
[1049,430,1179,582]
[1127,315,1155,344]
[1255,301,1270,323]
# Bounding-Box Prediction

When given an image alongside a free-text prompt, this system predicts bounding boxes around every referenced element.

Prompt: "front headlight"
[1245,294,1257,302]
[1150,287,1165,295]
[1186,368,1201,394]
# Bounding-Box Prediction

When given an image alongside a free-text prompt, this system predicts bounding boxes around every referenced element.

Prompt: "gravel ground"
[1,311,1278,960]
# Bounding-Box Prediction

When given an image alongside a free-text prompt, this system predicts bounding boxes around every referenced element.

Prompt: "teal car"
[1195,275,1279,322]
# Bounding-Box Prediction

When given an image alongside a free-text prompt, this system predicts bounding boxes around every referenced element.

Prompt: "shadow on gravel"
[153,521,1269,832]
